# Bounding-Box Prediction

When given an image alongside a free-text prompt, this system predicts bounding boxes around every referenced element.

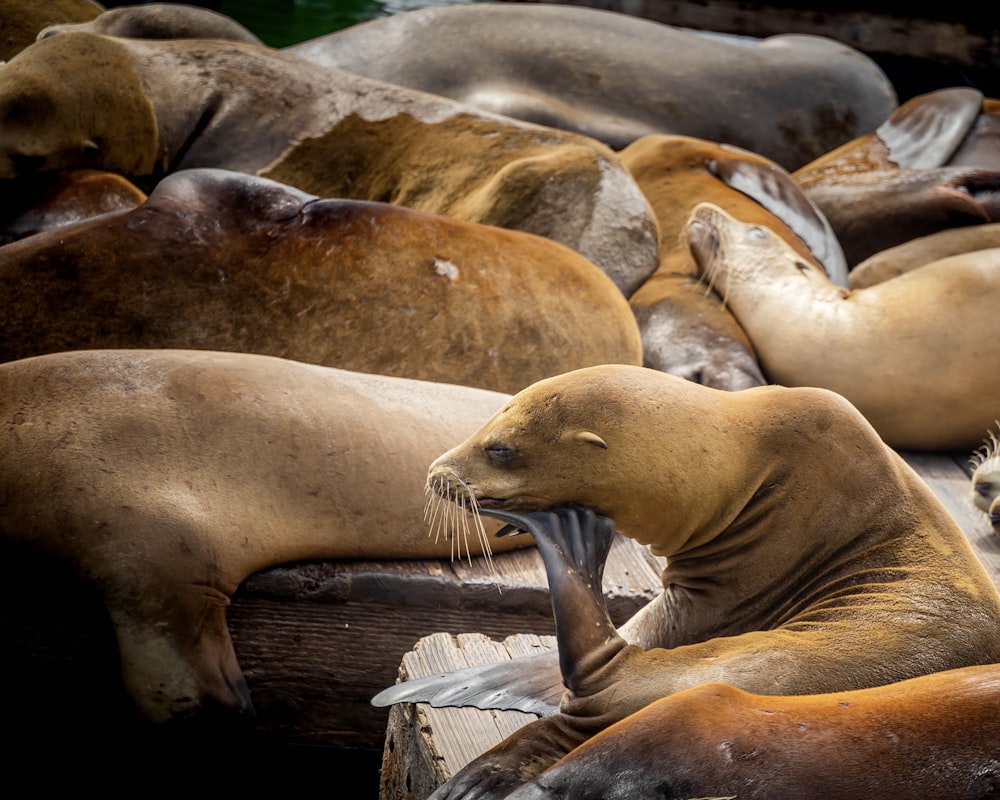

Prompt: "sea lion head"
[0,32,158,180]
[971,424,1000,514]
[426,364,775,554]
[685,201,841,302]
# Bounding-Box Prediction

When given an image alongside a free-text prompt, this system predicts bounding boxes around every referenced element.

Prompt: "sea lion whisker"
[970,421,1000,468]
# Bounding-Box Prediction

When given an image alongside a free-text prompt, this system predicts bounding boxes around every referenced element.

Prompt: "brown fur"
[506,666,1000,800]
[0,31,659,293]
[620,134,839,390]
[0,349,525,724]
[0,168,642,393]
[423,364,1000,796]
[0,0,101,61]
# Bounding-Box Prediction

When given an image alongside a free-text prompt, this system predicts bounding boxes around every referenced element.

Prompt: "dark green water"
[220,0,491,47]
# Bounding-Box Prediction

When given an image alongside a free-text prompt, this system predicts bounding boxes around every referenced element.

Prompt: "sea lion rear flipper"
[711,155,849,287]
[876,87,984,169]
[370,648,563,716]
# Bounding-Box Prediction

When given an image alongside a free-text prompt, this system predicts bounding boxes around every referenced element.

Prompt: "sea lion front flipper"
[370,648,564,715]
[711,154,849,287]
[876,87,984,169]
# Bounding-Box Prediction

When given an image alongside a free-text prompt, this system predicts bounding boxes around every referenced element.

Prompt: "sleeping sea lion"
[686,201,1000,451]
[619,134,845,389]
[0,31,658,293]
[284,2,897,170]
[0,348,525,725]
[0,168,643,393]
[381,365,1000,798]
[793,87,1000,266]
[849,223,1000,288]
[0,0,102,61]
[37,3,265,44]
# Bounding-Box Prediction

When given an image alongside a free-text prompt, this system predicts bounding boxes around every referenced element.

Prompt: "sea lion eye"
[484,444,519,465]
[749,226,769,240]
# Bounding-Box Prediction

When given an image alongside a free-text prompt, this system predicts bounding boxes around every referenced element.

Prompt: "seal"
[0,168,146,244]
[0,0,101,61]
[972,425,1000,516]
[619,134,846,390]
[392,365,1000,798]
[501,663,1000,800]
[0,348,529,725]
[849,222,1000,288]
[285,2,897,170]
[793,87,1000,266]
[0,31,659,293]
[37,3,265,44]
[0,168,643,394]
[686,201,1000,451]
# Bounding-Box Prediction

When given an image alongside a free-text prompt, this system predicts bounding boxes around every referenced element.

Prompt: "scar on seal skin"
[374,364,1000,799]
[0,349,534,725]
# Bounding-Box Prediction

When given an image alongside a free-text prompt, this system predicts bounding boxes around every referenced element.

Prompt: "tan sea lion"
[850,223,1000,288]
[381,365,1000,798]
[686,202,1000,451]
[284,2,898,171]
[0,348,526,725]
[793,87,1000,266]
[0,168,643,393]
[0,31,658,293]
[0,168,146,244]
[972,426,1000,515]
[37,3,264,44]
[0,0,102,61]
[619,134,846,390]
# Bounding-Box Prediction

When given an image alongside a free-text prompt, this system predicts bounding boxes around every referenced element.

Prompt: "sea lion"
[0,348,527,725]
[793,87,1000,266]
[0,168,643,393]
[972,426,1000,516]
[0,168,146,244]
[284,2,897,171]
[619,134,846,389]
[849,223,1000,288]
[0,0,102,61]
[37,3,265,44]
[384,365,1000,798]
[0,31,658,293]
[686,201,1000,451]
[502,662,1000,800]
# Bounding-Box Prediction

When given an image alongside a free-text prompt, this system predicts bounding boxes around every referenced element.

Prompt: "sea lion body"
[505,665,1000,800]
[285,2,897,170]
[0,348,522,724]
[850,223,1000,288]
[0,168,643,393]
[416,364,1000,797]
[0,0,102,60]
[687,202,1000,450]
[620,134,845,389]
[0,31,658,293]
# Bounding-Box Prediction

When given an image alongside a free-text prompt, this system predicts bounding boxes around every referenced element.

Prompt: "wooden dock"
[378,449,1000,800]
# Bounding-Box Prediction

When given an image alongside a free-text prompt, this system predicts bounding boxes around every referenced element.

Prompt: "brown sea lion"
[0,168,146,244]
[384,365,1000,798]
[686,202,1000,451]
[972,426,1000,515]
[793,87,1000,266]
[850,223,1000,288]
[0,168,643,393]
[0,0,102,61]
[0,348,526,725]
[37,3,264,44]
[0,31,658,293]
[502,662,1000,800]
[284,2,897,171]
[619,134,845,390]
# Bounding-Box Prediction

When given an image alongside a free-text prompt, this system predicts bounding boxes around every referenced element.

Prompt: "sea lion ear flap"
[563,430,608,449]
